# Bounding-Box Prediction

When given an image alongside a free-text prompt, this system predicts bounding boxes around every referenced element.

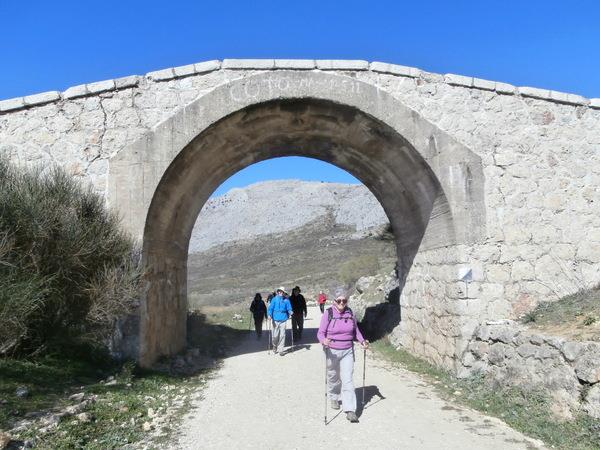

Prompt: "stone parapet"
[1,59,599,113]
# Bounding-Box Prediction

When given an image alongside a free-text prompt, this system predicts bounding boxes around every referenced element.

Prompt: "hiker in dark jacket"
[289,286,307,341]
[249,293,267,339]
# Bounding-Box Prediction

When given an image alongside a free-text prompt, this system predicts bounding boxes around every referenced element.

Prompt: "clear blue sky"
[2,0,598,194]
[213,157,360,197]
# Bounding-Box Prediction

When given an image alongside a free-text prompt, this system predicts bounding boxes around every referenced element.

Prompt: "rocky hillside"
[189,180,388,253]
[187,181,394,307]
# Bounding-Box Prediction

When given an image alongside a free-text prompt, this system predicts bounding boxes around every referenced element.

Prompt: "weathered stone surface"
[63,84,88,99]
[369,61,420,77]
[548,90,589,105]
[472,77,496,91]
[87,79,115,94]
[583,384,600,419]
[114,75,141,89]
[23,91,60,105]
[316,60,368,70]
[562,341,584,361]
[173,64,196,77]
[222,59,275,69]
[494,81,516,94]
[194,60,220,73]
[274,59,315,69]
[146,68,175,81]
[191,181,387,253]
[0,97,25,111]
[444,74,473,87]
[466,320,599,419]
[518,86,551,100]
[516,343,537,358]
[573,344,600,383]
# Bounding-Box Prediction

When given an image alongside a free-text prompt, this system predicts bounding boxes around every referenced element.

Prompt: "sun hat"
[277,286,286,293]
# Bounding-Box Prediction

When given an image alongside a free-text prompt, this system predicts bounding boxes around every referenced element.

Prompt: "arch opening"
[138,98,458,366]
[186,156,397,312]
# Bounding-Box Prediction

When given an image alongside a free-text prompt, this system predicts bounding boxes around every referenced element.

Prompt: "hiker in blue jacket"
[267,286,293,355]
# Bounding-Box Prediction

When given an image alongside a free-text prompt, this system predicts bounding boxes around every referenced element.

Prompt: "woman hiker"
[249,293,267,339]
[317,289,369,423]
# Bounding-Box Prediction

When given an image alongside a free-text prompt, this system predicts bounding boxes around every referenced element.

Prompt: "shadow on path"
[188,312,321,360]
[356,385,386,417]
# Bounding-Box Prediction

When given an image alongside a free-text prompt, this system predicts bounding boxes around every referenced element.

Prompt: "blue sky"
[2,0,598,194]
[212,158,360,196]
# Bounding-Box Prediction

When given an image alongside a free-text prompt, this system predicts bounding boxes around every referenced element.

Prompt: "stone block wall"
[1,60,599,368]
[462,321,600,420]
[358,69,600,319]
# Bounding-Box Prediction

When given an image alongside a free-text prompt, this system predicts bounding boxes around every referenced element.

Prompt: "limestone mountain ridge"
[189,180,388,254]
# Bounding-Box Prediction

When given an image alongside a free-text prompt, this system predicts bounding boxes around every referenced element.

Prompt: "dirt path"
[174,306,545,449]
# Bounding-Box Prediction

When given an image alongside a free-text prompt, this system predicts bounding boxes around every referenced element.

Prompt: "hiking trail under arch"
[172,306,545,449]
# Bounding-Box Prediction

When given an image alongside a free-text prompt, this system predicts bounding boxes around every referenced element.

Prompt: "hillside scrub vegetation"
[0,158,142,356]
[338,254,380,285]
[522,284,600,341]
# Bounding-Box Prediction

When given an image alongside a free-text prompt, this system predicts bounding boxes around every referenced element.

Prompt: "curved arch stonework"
[108,71,485,366]
[3,61,598,371]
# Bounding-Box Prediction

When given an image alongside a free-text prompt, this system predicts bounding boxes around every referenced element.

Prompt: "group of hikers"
[248,285,369,423]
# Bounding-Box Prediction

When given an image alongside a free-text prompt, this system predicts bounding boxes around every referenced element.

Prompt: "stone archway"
[108,71,484,367]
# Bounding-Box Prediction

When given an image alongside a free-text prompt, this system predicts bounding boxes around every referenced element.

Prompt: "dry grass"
[523,285,600,341]
[187,218,396,309]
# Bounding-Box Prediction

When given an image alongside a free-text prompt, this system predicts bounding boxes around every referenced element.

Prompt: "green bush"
[338,254,380,285]
[0,158,142,356]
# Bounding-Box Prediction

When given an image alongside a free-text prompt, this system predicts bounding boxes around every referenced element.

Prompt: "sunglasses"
[335,299,348,304]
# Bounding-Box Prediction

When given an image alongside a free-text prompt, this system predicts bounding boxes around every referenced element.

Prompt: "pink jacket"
[317,307,365,350]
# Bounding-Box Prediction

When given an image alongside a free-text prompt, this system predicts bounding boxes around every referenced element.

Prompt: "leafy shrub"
[338,254,380,285]
[583,315,597,326]
[522,310,537,324]
[0,158,142,356]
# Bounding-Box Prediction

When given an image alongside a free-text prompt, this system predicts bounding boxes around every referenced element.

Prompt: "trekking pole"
[269,318,273,354]
[324,348,328,425]
[267,317,271,354]
[290,316,294,351]
[362,346,367,408]
[248,313,252,331]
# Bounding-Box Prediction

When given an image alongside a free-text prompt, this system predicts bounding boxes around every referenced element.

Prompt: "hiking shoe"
[330,400,340,410]
[346,411,359,423]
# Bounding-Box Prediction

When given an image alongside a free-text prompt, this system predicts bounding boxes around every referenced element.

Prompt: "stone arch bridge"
[1,60,598,369]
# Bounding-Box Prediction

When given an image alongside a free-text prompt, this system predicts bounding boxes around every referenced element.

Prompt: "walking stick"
[267,316,271,354]
[362,347,367,408]
[290,315,294,351]
[324,348,328,425]
[270,318,274,354]
[248,313,252,331]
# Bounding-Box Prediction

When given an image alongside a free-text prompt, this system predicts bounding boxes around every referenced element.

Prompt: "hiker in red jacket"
[318,290,327,314]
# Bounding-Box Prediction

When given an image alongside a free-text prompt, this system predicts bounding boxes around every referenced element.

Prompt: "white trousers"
[272,320,287,353]
[326,347,356,412]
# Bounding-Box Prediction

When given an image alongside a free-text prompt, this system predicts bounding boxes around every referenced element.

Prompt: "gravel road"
[174,306,545,450]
